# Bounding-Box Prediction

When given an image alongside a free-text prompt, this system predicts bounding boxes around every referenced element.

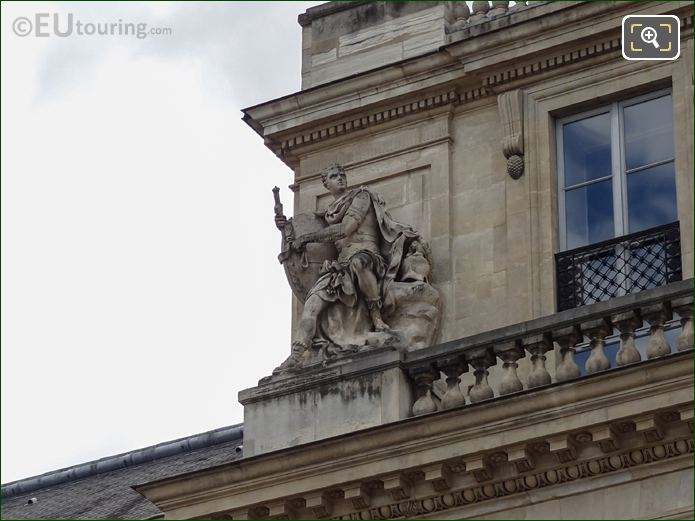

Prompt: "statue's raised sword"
[271,186,337,303]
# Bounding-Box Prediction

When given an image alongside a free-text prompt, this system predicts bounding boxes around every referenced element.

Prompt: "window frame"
[556,87,674,252]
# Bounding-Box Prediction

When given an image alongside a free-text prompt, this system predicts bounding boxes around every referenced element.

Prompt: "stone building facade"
[3,1,693,519]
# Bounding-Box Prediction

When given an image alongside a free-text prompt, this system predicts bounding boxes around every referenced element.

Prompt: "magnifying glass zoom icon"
[640,26,660,48]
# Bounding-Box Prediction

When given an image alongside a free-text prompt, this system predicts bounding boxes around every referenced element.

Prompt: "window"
[555,90,681,310]
[557,89,677,250]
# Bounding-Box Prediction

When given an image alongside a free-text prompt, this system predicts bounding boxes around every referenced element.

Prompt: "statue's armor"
[334,191,381,263]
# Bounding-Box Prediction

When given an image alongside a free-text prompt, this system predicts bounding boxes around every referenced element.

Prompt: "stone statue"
[273,164,440,372]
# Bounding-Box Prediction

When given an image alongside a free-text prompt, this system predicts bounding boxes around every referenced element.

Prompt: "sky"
[1,1,323,484]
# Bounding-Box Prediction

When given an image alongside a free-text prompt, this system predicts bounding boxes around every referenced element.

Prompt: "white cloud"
[1,1,321,483]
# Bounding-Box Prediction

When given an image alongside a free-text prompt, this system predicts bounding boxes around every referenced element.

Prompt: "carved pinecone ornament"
[507,154,524,179]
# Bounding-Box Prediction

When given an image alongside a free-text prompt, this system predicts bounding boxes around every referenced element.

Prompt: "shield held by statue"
[279,212,337,303]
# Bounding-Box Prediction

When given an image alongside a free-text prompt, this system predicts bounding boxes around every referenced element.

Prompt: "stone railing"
[447,1,543,33]
[404,280,693,416]
[198,280,693,520]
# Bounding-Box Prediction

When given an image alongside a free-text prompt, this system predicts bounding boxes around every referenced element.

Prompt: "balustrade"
[230,282,692,520]
[404,281,692,417]
[447,1,531,33]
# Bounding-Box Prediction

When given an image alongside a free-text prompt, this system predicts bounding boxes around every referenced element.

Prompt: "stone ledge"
[298,2,363,28]
[136,353,693,518]
[238,346,402,404]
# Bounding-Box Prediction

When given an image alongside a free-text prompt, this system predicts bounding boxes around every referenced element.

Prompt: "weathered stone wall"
[299,2,450,89]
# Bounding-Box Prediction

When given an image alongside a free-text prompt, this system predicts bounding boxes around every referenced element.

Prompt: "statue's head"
[321,163,348,196]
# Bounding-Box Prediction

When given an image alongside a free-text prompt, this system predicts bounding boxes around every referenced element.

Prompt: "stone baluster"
[643,303,673,359]
[672,296,694,351]
[509,0,527,11]
[469,1,490,23]
[553,325,582,381]
[612,309,643,366]
[582,317,613,374]
[450,1,470,28]
[409,364,440,416]
[488,1,509,17]
[466,348,496,403]
[494,340,525,395]
[437,356,468,409]
[522,333,553,388]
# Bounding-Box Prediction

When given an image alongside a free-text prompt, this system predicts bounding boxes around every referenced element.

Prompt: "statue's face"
[323,168,347,195]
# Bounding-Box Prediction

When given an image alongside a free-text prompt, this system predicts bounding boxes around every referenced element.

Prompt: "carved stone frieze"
[330,437,693,520]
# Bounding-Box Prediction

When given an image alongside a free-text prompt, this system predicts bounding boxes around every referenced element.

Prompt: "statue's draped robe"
[308,187,421,352]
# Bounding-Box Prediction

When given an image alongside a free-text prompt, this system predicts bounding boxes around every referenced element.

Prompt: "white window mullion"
[610,102,625,237]
[556,121,567,251]
[610,101,628,297]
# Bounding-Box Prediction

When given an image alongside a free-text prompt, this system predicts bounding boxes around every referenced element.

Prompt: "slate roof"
[1,424,243,520]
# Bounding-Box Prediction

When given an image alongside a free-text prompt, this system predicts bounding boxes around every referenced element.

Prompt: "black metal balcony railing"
[556,221,682,311]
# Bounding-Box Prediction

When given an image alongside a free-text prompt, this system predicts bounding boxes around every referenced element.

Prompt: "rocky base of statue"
[273,280,441,374]
[386,281,441,350]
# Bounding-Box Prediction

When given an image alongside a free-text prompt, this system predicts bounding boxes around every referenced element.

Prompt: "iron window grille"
[556,221,682,311]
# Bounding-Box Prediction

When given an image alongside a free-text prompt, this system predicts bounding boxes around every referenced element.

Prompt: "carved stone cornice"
[137,353,693,519]
[223,419,695,520]
[243,2,693,170]
[275,26,630,158]
[483,11,692,92]
[483,37,622,90]
[278,90,461,154]
[331,436,694,520]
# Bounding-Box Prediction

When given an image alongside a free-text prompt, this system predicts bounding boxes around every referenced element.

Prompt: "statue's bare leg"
[275,294,327,372]
[350,254,390,332]
[298,294,328,347]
